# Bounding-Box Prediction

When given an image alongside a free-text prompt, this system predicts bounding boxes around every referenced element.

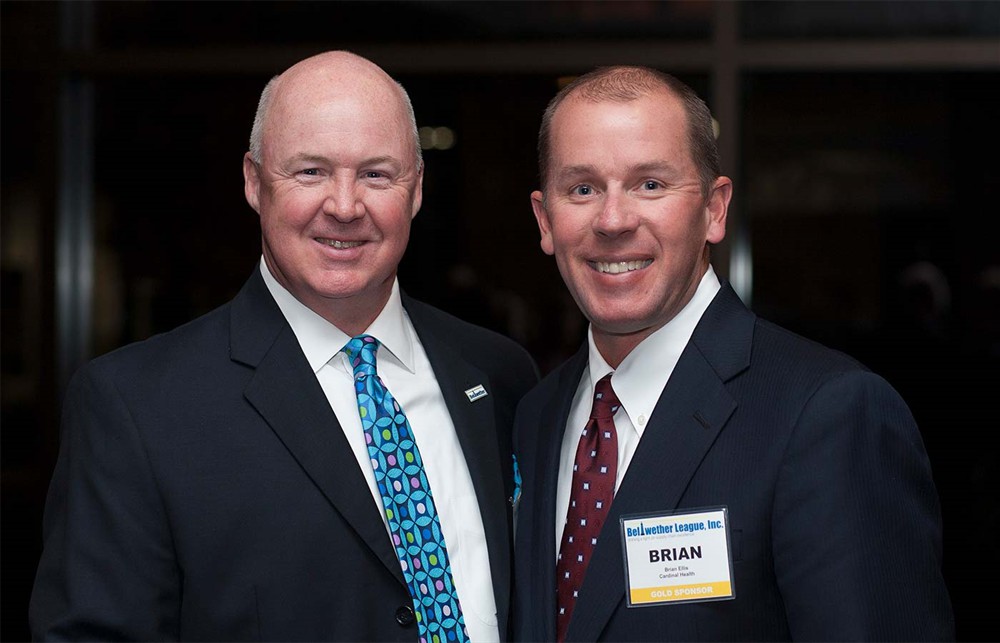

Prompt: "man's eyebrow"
[286,153,329,165]
[555,164,598,180]
[554,161,684,179]
[361,155,404,169]
[630,161,681,175]
[283,153,405,170]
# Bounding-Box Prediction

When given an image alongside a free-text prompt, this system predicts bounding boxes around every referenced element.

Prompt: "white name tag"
[620,507,735,607]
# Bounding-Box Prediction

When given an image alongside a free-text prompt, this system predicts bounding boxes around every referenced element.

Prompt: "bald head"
[249,51,421,169]
[241,50,426,333]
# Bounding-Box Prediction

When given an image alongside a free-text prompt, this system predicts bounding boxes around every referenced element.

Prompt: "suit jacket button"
[395,605,416,627]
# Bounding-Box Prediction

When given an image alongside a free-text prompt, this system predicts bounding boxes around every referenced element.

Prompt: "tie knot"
[343,334,380,378]
[590,374,620,420]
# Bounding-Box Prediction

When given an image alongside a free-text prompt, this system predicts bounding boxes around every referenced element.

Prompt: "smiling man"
[30,51,537,641]
[511,66,953,641]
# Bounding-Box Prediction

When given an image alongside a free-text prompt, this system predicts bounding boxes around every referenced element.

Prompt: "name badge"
[620,507,735,607]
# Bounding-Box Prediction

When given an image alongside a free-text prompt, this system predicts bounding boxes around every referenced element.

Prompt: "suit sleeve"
[772,370,954,641]
[30,365,181,641]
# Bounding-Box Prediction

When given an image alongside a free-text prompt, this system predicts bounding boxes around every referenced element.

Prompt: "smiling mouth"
[316,238,363,249]
[591,259,653,274]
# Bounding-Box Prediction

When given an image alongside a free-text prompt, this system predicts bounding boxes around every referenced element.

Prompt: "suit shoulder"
[404,297,539,386]
[404,297,521,348]
[744,317,916,418]
[753,317,868,375]
[77,301,234,387]
[404,297,536,363]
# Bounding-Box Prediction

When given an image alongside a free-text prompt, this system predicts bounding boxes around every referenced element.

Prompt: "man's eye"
[572,185,594,196]
[300,168,320,176]
[642,180,661,190]
[363,171,386,179]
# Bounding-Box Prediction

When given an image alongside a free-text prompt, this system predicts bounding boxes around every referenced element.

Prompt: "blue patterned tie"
[344,334,469,643]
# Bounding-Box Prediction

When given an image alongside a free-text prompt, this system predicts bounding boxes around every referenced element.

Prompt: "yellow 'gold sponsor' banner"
[630,581,733,605]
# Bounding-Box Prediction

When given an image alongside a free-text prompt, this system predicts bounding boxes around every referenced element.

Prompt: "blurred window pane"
[90,77,263,351]
[744,71,998,340]
[95,1,711,49]
[741,1,1000,39]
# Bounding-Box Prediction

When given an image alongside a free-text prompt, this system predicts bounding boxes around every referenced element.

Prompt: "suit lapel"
[230,271,405,586]
[403,297,514,633]
[567,284,752,641]
[533,345,589,641]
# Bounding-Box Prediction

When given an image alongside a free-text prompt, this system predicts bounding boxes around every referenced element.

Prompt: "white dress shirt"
[260,260,500,642]
[554,266,722,553]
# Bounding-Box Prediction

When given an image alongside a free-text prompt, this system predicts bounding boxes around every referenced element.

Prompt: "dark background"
[3,1,998,640]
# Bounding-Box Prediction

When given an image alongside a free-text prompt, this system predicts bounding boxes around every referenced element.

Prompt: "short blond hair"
[538,66,719,197]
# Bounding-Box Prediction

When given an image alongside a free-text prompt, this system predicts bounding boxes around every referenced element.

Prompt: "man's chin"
[592,323,650,338]
[587,313,659,338]
[580,299,654,333]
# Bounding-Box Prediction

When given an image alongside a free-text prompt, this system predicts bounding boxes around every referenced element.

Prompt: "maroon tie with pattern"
[556,374,620,642]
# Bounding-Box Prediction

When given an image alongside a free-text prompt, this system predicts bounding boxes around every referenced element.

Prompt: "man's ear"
[410,164,424,219]
[705,176,732,245]
[243,153,261,214]
[530,190,555,256]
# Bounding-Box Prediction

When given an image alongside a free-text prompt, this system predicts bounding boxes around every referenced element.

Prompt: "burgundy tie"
[556,374,620,642]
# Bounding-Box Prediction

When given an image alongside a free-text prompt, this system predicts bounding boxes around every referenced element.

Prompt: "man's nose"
[322,178,365,221]
[593,188,637,237]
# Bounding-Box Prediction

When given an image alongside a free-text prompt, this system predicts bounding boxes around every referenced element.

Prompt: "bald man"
[30,51,537,641]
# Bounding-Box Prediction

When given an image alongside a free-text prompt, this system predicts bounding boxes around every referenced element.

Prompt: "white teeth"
[595,260,652,274]
[319,239,363,249]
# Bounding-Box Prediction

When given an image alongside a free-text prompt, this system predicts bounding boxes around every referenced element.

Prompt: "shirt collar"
[259,258,414,374]
[585,265,721,436]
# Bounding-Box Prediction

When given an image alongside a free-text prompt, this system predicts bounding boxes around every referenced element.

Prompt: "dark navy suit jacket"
[31,269,538,641]
[512,284,953,641]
